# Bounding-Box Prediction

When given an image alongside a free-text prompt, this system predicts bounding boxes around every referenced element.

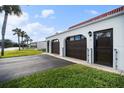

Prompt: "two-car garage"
[51,35,87,60]
[50,29,113,67]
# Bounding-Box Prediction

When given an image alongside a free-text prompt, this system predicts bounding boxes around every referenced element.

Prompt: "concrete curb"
[43,53,123,75]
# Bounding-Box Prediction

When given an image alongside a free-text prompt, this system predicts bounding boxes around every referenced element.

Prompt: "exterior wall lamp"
[88,31,92,37]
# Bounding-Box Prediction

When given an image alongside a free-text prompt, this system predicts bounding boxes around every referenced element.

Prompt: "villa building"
[30,41,47,50]
[46,6,124,71]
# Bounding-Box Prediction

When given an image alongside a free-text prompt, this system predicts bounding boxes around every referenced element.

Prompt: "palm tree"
[24,34,30,48]
[29,39,33,44]
[20,31,26,49]
[0,5,22,56]
[29,39,33,48]
[12,28,21,51]
[23,39,27,47]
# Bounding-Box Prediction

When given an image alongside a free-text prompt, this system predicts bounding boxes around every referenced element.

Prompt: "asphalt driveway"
[0,54,74,81]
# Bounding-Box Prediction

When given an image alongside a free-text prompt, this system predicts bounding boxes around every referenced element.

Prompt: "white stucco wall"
[46,13,124,71]
[37,41,47,50]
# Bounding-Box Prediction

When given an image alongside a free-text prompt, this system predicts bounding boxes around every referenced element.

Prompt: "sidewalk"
[0,47,18,52]
[44,53,123,75]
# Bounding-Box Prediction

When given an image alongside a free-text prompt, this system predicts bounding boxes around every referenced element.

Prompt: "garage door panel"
[94,28,113,67]
[96,49,112,61]
[66,35,87,60]
[51,40,60,54]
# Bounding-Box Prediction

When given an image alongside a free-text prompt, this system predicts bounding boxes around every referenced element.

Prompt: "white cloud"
[0,12,29,42]
[8,12,29,26]
[0,11,59,42]
[0,12,29,26]
[90,10,99,15]
[35,9,55,19]
[84,10,99,15]
[22,22,59,41]
[41,9,55,18]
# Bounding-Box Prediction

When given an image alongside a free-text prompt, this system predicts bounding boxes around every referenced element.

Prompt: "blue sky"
[21,5,121,31]
[0,5,121,42]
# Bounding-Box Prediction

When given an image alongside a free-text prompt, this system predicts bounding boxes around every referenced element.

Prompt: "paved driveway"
[0,54,74,81]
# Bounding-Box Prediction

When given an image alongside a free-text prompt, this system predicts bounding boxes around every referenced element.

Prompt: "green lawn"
[0,64,124,88]
[0,49,42,58]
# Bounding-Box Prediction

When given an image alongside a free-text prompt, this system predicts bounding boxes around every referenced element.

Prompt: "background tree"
[23,39,28,47]
[4,39,13,48]
[0,5,22,56]
[29,39,33,44]
[0,39,17,48]
[0,39,19,48]
[29,38,33,48]
[24,34,30,46]
[12,28,21,51]
[13,42,19,47]
[20,31,26,49]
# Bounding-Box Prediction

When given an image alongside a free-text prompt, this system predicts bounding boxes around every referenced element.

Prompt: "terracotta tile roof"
[69,6,124,29]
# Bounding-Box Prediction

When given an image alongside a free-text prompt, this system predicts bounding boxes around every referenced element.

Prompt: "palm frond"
[0,5,22,16]
[11,5,22,16]
[12,28,22,36]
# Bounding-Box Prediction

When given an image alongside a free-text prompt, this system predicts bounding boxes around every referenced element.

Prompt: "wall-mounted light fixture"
[88,31,92,37]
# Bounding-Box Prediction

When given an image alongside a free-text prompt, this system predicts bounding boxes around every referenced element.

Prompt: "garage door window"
[70,37,74,41]
[53,39,59,42]
[75,35,81,40]
[81,35,86,39]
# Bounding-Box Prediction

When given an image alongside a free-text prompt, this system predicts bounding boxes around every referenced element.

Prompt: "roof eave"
[46,11,124,39]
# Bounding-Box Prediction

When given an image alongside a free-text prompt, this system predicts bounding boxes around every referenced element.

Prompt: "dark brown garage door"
[51,39,60,54]
[47,41,49,53]
[66,35,87,60]
[94,28,113,67]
